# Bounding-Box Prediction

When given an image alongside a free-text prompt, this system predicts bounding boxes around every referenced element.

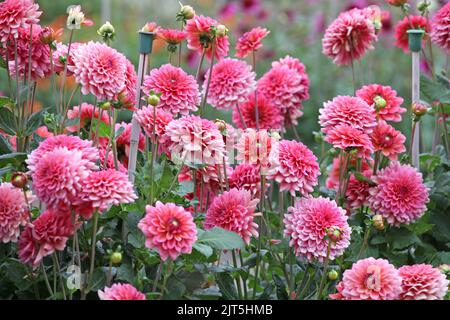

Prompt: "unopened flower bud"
[214,119,227,132]
[110,252,122,265]
[147,94,160,107]
[11,172,28,189]
[328,269,339,281]
[117,90,134,110]
[269,239,282,245]
[270,131,281,140]
[100,101,111,110]
[313,131,324,143]
[97,21,115,43]
[178,2,195,20]
[417,0,430,13]
[373,214,385,231]
[373,95,387,109]
[412,102,428,118]
[438,264,450,274]
[215,24,229,38]
[326,226,342,243]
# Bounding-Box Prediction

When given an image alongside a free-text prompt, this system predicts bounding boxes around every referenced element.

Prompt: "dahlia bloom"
[121,58,137,108]
[157,28,187,46]
[142,64,200,116]
[205,188,259,244]
[79,169,137,213]
[370,120,406,160]
[115,122,145,167]
[18,209,74,269]
[326,155,372,189]
[394,15,430,53]
[430,3,450,53]
[356,84,406,122]
[66,103,110,133]
[322,8,377,65]
[268,140,320,196]
[165,115,226,166]
[69,41,128,100]
[319,96,377,135]
[203,58,256,110]
[368,162,429,227]
[235,27,270,58]
[98,147,127,173]
[185,15,229,61]
[179,164,230,198]
[0,0,41,42]
[337,257,402,300]
[51,42,81,75]
[325,124,374,159]
[345,170,372,210]
[0,183,30,243]
[284,196,351,262]
[228,163,265,198]
[398,264,449,300]
[232,94,283,130]
[138,202,197,261]
[98,283,146,300]
[134,105,173,145]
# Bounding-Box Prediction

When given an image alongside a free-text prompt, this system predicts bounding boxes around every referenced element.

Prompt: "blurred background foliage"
[1,0,448,153]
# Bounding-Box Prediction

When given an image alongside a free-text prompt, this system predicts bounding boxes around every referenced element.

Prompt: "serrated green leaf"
[192,243,213,258]
[25,108,46,136]
[0,106,16,135]
[197,227,245,250]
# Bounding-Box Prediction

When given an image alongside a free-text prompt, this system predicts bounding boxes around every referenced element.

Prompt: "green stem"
[316,241,331,300]
[232,250,243,299]
[52,253,67,300]
[87,211,99,292]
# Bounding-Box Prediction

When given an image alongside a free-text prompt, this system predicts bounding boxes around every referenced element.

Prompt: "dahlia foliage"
[0,1,449,302]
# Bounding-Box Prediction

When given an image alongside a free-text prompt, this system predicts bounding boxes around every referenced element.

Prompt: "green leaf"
[0,97,14,107]
[165,275,187,299]
[89,268,107,292]
[259,283,275,300]
[0,106,16,135]
[406,216,434,236]
[0,134,13,155]
[0,56,6,69]
[116,263,135,284]
[0,152,27,168]
[24,109,46,136]
[91,118,110,138]
[354,172,375,185]
[387,228,421,250]
[421,75,450,103]
[216,272,238,300]
[197,227,245,250]
[273,274,288,300]
[192,243,213,258]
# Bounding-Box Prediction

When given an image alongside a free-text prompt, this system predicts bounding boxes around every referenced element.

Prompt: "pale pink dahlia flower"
[229,163,265,198]
[0,0,41,42]
[115,122,145,167]
[203,58,256,110]
[205,188,259,244]
[138,202,197,261]
[325,124,374,159]
[165,116,226,166]
[235,27,270,58]
[370,120,406,161]
[185,15,229,61]
[134,105,173,146]
[271,55,310,102]
[356,84,406,122]
[268,140,320,196]
[368,162,429,227]
[142,64,200,116]
[430,3,450,53]
[284,196,351,262]
[394,15,430,53]
[398,264,449,300]
[51,42,81,75]
[121,58,137,107]
[0,183,30,243]
[319,96,377,135]
[69,41,128,101]
[66,103,110,133]
[98,283,146,300]
[322,8,377,65]
[18,209,74,269]
[232,94,283,130]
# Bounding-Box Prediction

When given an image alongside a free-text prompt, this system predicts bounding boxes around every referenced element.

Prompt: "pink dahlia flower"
[394,15,430,53]
[51,42,81,75]
[142,64,200,116]
[325,124,374,159]
[322,8,377,65]
[18,209,74,269]
[157,28,187,46]
[134,105,173,146]
[338,257,402,300]
[138,202,197,261]
[267,139,320,196]
[0,0,41,42]
[229,163,265,198]
[205,188,259,244]
[121,58,137,108]
[430,3,450,53]
[185,15,229,61]
[69,41,128,101]
[356,84,406,122]
[79,169,137,213]
[232,94,283,130]
[235,27,270,58]
[203,58,256,110]
[398,264,449,300]
[370,120,406,160]
[66,103,110,133]
[98,147,127,173]
[345,170,372,210]
[272,55,307,76]
[115,122,145,167]
[26,134,99,174]
[0,183,30,243]
[165,115,226,166]
[326,156,372,189]
[284,196,351,262]
[98,283,146,300]
[179,164,231,198]
[319,96,377,135]
[368,162,429,227]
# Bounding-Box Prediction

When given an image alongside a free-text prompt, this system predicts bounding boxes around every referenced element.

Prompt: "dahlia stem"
[252,50,260,131]
[107,108,119,170]
[52,253,67,300]
[41,262,54,298]
[232,250,243,299]
[178,21,184,67]
[222,158,229,190]
[357,225,371,260]
[4,40,13,99]
[252,174,266,299]
[59,29,74,115]
[238,251,248,299]
[59,84,81,132]
[49,46,59,113]
[153,261,163,292]
[162,155,186,202]
[440,104,450,157]
[24,24,34,126]
[432,112,440,155]
[316,241,331,300]
[195,48,206,83]
[295,263,311,300]
[87,211,99,292]
[235,103,248,129]
[106,260,113,287]
[149,104,157,204]
[200,42,216,116]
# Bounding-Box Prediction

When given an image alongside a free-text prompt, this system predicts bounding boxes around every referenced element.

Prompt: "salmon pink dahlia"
[319,96,377,135]
[325,124,374,159]
[394,15,430,53]
[157,28,187,46]
[98,283,146,300]
[66,103,110,133]
[134,106,173,145]
[235,27,270,58]
[268,140,320,196]
[115,122,145,167]
[368,162,429,227]
[322,8,377,65]
[284,197,351,262]
[121,59,137,108]
[165,116,226,166]
[370,120,406,160]
[18,209,74,269]
[398,264,449,300]
[205,188,259,244]
[185,15,229,61]
[337,257,402,300]
[138,202,197,261]
[0,183,30,243]
[0,0,41,42]
[142,64,200,116]
[430,3,450,53]
[203,58,256,110]
[69,41,128,100]
[229,163,265,198]
[356,84,406,122]
[232,94,283,130]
